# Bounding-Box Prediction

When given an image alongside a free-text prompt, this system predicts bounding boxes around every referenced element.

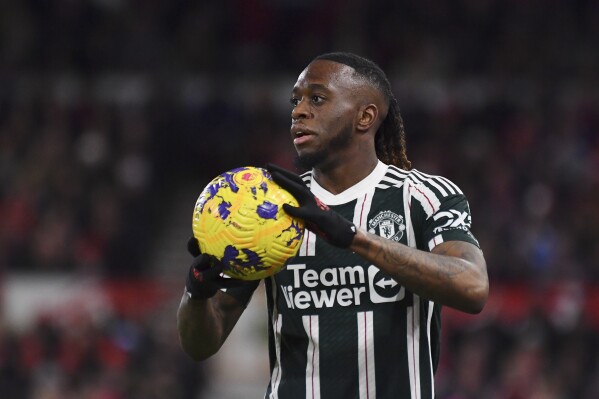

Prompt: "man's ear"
[356,104,378,133]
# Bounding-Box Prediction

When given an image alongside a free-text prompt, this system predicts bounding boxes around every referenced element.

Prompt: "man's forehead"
[293,60,357,91]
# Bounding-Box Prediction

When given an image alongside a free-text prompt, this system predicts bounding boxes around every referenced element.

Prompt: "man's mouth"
[291,129,314,145]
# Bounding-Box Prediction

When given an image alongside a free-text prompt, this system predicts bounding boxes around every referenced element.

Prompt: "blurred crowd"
[438,302,599,399]
[1,0,598,398]
[0,312,204,399]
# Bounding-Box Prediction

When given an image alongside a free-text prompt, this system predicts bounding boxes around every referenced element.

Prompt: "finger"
[282,203,304,218]
[265,163,305,185]
[187,236,201,257]
[270,170,310,200]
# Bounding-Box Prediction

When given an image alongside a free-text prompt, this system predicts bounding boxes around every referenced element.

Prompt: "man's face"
[289,60,360,169]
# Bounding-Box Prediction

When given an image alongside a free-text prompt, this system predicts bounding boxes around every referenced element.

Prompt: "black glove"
[185,237,246,299]
[266,164,357,248]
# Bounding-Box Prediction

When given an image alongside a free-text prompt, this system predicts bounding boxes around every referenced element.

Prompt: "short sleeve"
[421,194,480,251]
[405,170,480,252]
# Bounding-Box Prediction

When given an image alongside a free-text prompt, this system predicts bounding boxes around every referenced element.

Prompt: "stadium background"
[1,1,598,398]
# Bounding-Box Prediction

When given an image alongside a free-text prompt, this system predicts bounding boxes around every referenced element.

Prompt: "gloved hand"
[266,164,357,248]
[185,237,245,299]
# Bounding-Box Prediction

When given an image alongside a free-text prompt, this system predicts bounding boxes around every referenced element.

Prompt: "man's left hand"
[266,164,357,248]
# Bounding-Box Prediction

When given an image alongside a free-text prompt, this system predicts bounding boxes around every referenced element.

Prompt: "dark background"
[1,1,598,398]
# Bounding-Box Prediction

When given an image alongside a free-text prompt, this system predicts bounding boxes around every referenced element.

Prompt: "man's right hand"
[185,237,244,299]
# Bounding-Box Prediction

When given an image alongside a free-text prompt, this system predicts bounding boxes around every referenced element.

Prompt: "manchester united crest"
[368,210,406,241]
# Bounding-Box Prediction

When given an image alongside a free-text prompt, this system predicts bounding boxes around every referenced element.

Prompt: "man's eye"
[311,96,324,104]
[290,97,299,107]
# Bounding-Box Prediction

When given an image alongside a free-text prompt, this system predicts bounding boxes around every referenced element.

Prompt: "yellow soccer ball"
[192,166,305,280]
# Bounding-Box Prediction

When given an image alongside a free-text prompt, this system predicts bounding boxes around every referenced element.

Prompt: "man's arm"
[350,229,488,314]
[177,291,248,361]
[177,239,260,361]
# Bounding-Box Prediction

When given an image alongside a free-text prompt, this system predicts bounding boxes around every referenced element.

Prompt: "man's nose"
[291,99,310,120]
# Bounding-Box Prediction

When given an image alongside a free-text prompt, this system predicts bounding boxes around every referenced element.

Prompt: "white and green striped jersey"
[232,161,479,399]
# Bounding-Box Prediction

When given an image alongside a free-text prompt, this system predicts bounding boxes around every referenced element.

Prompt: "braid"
[314,52,412,170]
[376,96,412,170]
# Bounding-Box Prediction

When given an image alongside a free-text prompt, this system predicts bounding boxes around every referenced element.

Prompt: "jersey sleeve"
[421,194,480,250]
[407,173,480,252]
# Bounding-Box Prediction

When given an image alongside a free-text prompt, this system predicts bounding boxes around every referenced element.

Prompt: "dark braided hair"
[313,52,412,170]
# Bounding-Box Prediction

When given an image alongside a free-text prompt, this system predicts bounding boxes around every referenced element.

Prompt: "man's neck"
[312,156,379,195]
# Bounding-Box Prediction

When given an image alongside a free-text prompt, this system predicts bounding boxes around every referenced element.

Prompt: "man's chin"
[294,151,326,172]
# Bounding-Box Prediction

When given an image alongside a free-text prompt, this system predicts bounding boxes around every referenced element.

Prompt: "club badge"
[368,210,406,242]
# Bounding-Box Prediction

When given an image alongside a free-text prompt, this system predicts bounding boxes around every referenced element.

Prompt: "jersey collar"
[309,161,388,205]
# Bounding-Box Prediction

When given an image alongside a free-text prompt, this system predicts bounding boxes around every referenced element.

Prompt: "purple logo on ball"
[257,201,278,220]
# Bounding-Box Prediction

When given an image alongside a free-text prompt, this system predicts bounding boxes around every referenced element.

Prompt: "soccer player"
[177,52,489,399]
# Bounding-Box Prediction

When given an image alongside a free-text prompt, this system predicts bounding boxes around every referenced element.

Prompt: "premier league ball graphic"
[192,166,305,280]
